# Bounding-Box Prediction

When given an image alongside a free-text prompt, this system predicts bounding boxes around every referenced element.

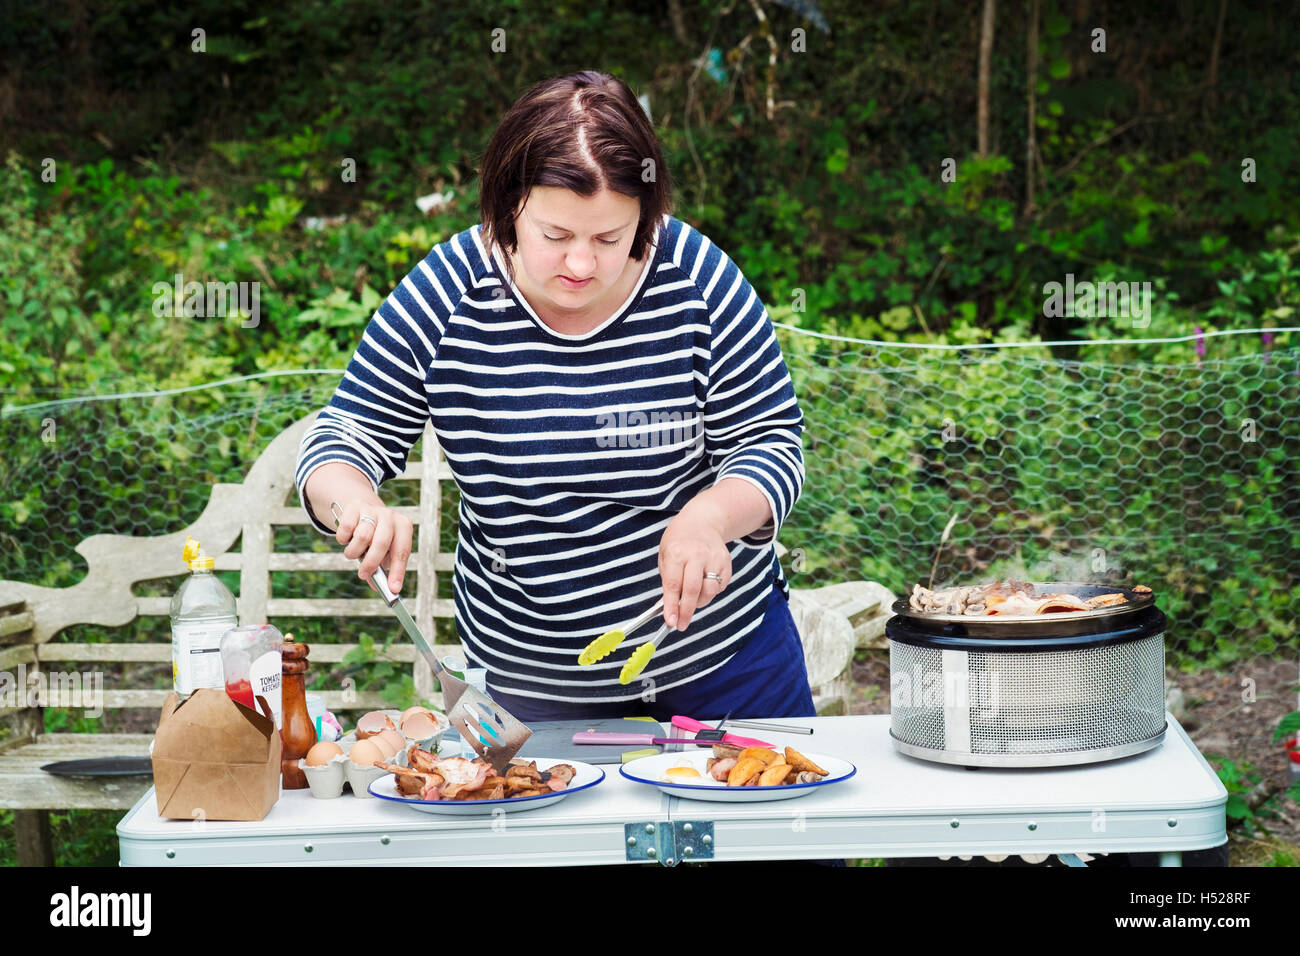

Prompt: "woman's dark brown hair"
[478,71,673,286]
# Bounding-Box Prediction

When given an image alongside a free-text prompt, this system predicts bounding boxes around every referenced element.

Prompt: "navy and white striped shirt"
[294,213,805,702]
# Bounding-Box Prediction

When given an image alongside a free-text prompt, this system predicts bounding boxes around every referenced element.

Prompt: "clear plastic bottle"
[170,536,239,699]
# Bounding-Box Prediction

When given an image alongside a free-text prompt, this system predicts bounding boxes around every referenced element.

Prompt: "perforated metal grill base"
[889,634,1166,767]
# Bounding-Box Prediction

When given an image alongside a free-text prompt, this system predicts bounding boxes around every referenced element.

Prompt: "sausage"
[710,757,737,782]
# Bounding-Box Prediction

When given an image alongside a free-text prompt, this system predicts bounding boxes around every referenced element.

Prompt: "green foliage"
[295,285,382,330]
[1208,754,1300,840]
[3,2,1298,391]
[329,632,435,711]
[2,0,1299,864]
[1207,708,1300,840]
[1273,711,1300,744]
[0,808,122,867]
[774,276,1298,669]
[0,154,93,385]
[1211,756,1264,833]
[1,4,1295,666]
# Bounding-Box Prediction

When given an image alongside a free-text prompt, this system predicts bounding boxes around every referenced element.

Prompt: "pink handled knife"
[572,730,775,748]
[671,715,777,748]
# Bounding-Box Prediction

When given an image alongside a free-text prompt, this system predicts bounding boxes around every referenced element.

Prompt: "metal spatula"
[363,563,532,772]
[330,505,531,772]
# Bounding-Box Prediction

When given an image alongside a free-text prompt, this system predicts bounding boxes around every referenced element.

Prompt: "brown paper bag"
[152,688,282,821]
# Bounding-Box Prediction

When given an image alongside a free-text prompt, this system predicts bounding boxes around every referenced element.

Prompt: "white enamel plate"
[620,750,856,803]
[368,758,605,815]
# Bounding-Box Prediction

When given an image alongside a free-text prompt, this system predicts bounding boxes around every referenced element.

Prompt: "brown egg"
[355,711,396,739]
[347,738,385,767]
[375,728,405,756]
[305,741,343,767]
[401,709,441,740]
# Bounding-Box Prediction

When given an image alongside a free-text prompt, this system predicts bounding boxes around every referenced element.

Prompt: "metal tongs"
[330,503,532,772]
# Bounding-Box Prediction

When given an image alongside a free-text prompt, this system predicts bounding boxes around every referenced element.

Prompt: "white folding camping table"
[116,713,1227,866]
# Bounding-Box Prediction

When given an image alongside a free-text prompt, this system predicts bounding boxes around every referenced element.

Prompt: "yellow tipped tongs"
[578,597,672,685]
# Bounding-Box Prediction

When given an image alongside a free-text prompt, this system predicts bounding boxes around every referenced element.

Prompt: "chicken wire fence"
[2,332,1297,668]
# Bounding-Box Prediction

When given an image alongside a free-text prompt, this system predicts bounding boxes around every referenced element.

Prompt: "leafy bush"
[4,0,1300,865]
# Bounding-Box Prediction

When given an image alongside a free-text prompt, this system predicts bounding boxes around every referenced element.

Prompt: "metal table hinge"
[624,821,714,865]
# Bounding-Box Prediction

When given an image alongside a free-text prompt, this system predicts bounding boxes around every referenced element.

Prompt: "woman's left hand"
[658,502,732,632]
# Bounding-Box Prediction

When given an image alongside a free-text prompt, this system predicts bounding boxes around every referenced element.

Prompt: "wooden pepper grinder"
[279,633,316,789]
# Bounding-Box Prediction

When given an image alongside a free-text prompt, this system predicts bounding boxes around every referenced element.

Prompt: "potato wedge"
[737,746,779,766]
[784,747,829,776]
[727,756,765,787]
[758,763,792,786]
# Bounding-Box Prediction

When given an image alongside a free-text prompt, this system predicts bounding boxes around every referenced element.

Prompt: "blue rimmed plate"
[620,751,856,802]
[368,758,605,815]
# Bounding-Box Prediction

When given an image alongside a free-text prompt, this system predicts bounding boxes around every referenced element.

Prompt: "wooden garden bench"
[0,410,888,865]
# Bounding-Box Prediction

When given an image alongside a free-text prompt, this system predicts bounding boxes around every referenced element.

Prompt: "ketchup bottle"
[220,624,283,726]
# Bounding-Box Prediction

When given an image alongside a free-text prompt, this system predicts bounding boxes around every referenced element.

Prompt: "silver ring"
[705,571,722,582]
[358,514,377,527]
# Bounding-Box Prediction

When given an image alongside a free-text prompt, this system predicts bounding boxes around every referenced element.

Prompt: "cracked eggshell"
[400,709,451,751]
[355,711,397,740]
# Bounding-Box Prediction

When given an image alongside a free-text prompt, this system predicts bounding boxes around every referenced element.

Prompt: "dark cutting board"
[42,757,153,777]
[509,717,668,765]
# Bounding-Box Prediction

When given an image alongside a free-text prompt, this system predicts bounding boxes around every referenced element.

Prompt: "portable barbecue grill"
[886,583,1167,768]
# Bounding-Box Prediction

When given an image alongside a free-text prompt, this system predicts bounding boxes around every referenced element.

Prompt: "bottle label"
[248,650,283,728]
[172,620,236,696]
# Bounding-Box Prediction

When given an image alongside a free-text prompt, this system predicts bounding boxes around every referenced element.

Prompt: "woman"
[295,71,812,723]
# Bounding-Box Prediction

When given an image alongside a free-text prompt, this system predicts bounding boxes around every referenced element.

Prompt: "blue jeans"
[485,580,816,723]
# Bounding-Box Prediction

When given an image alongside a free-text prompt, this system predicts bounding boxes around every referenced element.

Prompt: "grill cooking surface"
[896,581,1155,625]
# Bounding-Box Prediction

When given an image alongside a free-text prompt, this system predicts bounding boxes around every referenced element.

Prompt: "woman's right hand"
[331,499,415,596]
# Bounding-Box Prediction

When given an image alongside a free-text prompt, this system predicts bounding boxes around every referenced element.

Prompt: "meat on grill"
[909,581,1141,616]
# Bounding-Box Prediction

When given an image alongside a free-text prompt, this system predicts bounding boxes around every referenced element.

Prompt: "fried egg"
[662,759,714,784]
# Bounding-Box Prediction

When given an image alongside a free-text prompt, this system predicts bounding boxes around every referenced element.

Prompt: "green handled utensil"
[578,597,664,666]
[579,572,716,675]
[617,621,673,685]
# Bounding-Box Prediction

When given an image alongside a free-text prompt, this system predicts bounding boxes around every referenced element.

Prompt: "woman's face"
[508,186,643,319]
